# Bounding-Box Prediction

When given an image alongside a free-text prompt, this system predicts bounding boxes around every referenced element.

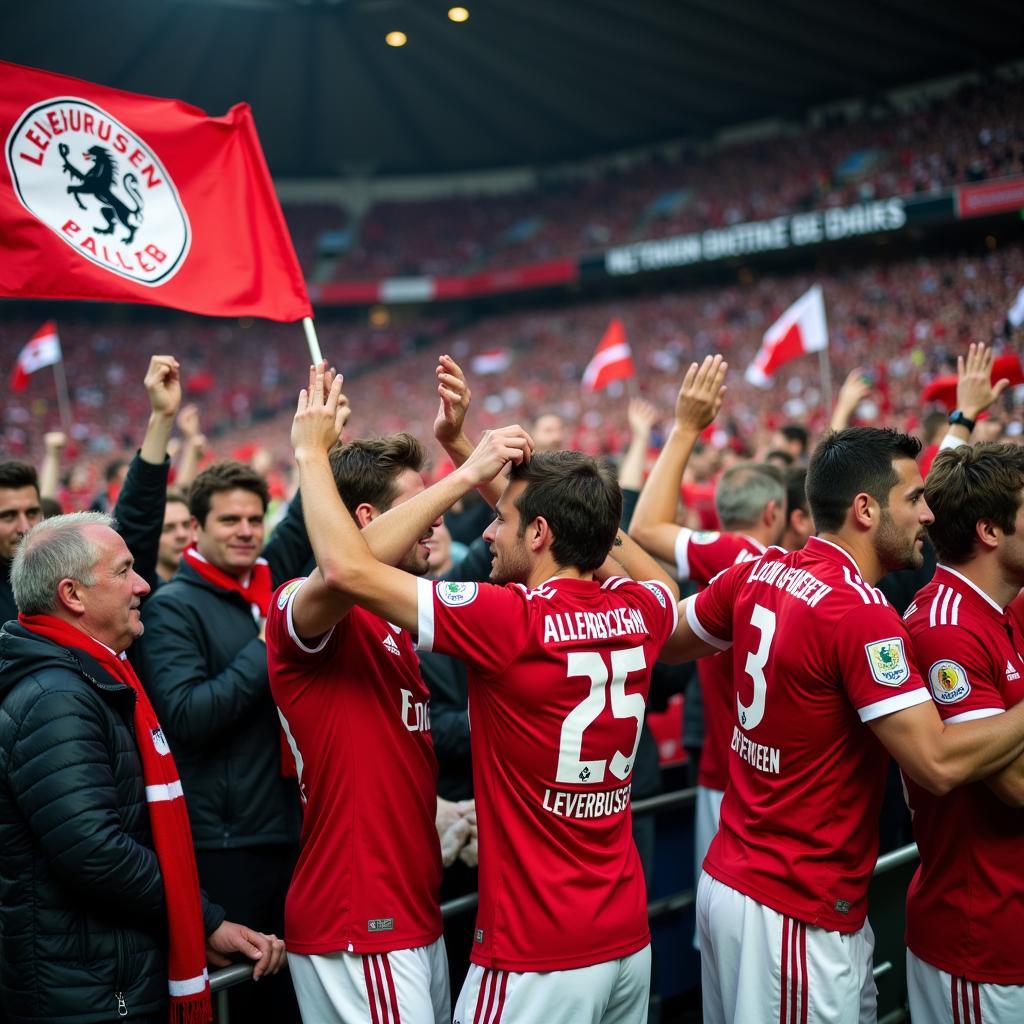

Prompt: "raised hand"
[829,368,874,431]
[957,342,1010,420]
[176,403,201,439]
[674,354,727,433]
[434,353,472,447]
[459,424,534,486]
[291,362,350,456]
[627,398,658,439]
[144,355,182,418]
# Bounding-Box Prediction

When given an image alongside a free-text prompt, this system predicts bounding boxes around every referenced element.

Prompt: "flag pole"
[302,317,323,365]
[819,347,833,422]
[52,356,73,434]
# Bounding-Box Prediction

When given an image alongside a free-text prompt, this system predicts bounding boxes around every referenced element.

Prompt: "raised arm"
[943,342,1011,447]
[433,354,526,510]
[828,368,873,433]
[38,432,67,502]
[173,403,206,491]
[629,354,727,563]
[293,365,532,633]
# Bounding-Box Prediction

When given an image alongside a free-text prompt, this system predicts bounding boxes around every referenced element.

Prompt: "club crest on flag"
[5,98,190,286]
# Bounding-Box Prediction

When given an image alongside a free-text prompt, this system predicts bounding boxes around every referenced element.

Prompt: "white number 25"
[556,646,647,786]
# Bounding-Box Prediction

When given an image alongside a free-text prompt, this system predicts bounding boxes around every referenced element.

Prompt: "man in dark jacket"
[0,512,285,1024]
[136,461,309,1021]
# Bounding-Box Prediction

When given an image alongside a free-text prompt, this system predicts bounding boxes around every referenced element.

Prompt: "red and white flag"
[470,348,512,375]
[745,284,828,387]
[10,320,61,392]
[583,318,635,392]
[0,60,311,321]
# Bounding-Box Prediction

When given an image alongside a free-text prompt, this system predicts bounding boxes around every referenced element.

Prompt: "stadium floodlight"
[385,30,407,47]
[448,6,469,22]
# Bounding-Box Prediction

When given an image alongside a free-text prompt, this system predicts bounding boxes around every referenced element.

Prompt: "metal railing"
[208,788,920,1000]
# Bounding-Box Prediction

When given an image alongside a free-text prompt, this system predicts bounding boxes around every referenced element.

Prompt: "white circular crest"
[437,582,479,608]
[5,97,190,286]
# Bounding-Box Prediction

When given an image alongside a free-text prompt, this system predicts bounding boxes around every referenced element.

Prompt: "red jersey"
[904,566,1024,983]
[691,536,931,932]
[674,528,766,792]
[415,574,678,971]
[266,578,442,955]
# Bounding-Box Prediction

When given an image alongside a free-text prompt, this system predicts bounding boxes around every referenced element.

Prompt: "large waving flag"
[583,318,635,392]
[0,60,311,321]
[10,320,61,392]
[745,284,828,387]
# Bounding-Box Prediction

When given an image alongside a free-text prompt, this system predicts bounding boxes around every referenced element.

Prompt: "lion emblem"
[59,143,143,244]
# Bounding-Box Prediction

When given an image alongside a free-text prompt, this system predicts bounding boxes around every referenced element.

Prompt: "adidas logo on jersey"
[382,633,401,656]
[1007,660,1021,681]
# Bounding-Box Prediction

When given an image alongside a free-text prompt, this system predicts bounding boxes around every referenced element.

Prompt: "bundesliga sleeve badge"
[437,581,479,607]
[928,659,971,704]
[864,637,910,687]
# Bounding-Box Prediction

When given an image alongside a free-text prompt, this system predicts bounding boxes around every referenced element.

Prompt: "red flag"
[583,318,635,392]
[10,320,61,392]
[0,61,311,321]
[745,285,828,387]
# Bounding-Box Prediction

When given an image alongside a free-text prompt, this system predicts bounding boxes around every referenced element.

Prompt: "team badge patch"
[641,581,667,608]
[864,638,910,687]
[928,660,971,704]
[277,579,303,610]
[6,98,190,285]
[150,726,170,757]
[437,581,478,607]
[691,531,720,545]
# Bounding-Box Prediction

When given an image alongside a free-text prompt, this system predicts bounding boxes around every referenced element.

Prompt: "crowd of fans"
[4,240,1022,507]
[315,75,1023,279]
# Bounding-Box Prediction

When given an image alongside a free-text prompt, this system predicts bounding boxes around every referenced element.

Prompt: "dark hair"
[165,488,190,508]
[328,433,425,516]
[780,423,809,454]
[785,466,809,516]
[0,460,39,492]
[188,461,269,526]
[509,452,622,572]
[807,428,921,534]
[924,443,1024,563]
[103,458,127,483]
[765,448,795,468]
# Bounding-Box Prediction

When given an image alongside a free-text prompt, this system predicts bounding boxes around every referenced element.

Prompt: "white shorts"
[697,874,876,1024]
[693,785,725,950]
[289,937,449,1024]
[453,945,651,1024]
[907,949,1024,1023]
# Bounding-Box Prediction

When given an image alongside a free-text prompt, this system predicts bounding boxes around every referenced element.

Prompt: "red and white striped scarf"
[19,614,212,1024]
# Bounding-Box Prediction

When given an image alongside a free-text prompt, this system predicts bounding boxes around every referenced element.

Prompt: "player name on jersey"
[542,782,633,819]
[542,608,648,644]
[746,559,833,607]
[730,726,781,774]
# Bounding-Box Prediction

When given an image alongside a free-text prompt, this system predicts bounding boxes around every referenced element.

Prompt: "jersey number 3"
[556,646,647,785]
[738,603,776,730]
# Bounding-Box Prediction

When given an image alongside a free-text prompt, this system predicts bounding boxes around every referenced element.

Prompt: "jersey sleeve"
[908,622,1005,723]
[833,605,931,723]
[674,528,741,585]
[416,578,528,677]
[265,578,338,665]
[687,558,750,650]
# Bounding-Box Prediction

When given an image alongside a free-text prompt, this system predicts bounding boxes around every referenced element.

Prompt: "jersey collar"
[805,536,866,577]
[740,534,767,553]
[934,563,1005,615]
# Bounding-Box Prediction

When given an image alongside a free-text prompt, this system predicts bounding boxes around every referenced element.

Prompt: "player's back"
[417,574,677,971]
[693,537,929,931]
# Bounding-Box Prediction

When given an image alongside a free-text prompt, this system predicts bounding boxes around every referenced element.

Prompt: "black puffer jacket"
[0,624,223,1024]
[136,562,301,849]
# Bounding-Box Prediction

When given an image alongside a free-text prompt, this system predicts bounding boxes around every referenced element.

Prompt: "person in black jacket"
[0,511,285,1024]
[136,461,310,1022]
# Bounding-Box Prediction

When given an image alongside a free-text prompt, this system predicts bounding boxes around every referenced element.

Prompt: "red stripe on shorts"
[474,969,493,1024]
[780,916,790,1024]
[382,954,402,1024]
[372,954,392,1024]
[798,922,808,1024]
[363,956,382,1024]
[493,971,509,1022]
[972,980,983,1023]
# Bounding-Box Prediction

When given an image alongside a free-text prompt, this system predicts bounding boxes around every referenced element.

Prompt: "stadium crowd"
[2,297,1024,1022]
[326,75,1023,279]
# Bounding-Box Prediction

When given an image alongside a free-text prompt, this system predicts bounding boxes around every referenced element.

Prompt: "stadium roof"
[2,0,1022,178]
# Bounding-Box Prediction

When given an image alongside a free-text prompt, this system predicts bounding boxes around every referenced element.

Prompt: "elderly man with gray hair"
[0,512,285,1024]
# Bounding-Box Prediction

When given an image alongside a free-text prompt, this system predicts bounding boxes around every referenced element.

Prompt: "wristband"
[948,410,976,431]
